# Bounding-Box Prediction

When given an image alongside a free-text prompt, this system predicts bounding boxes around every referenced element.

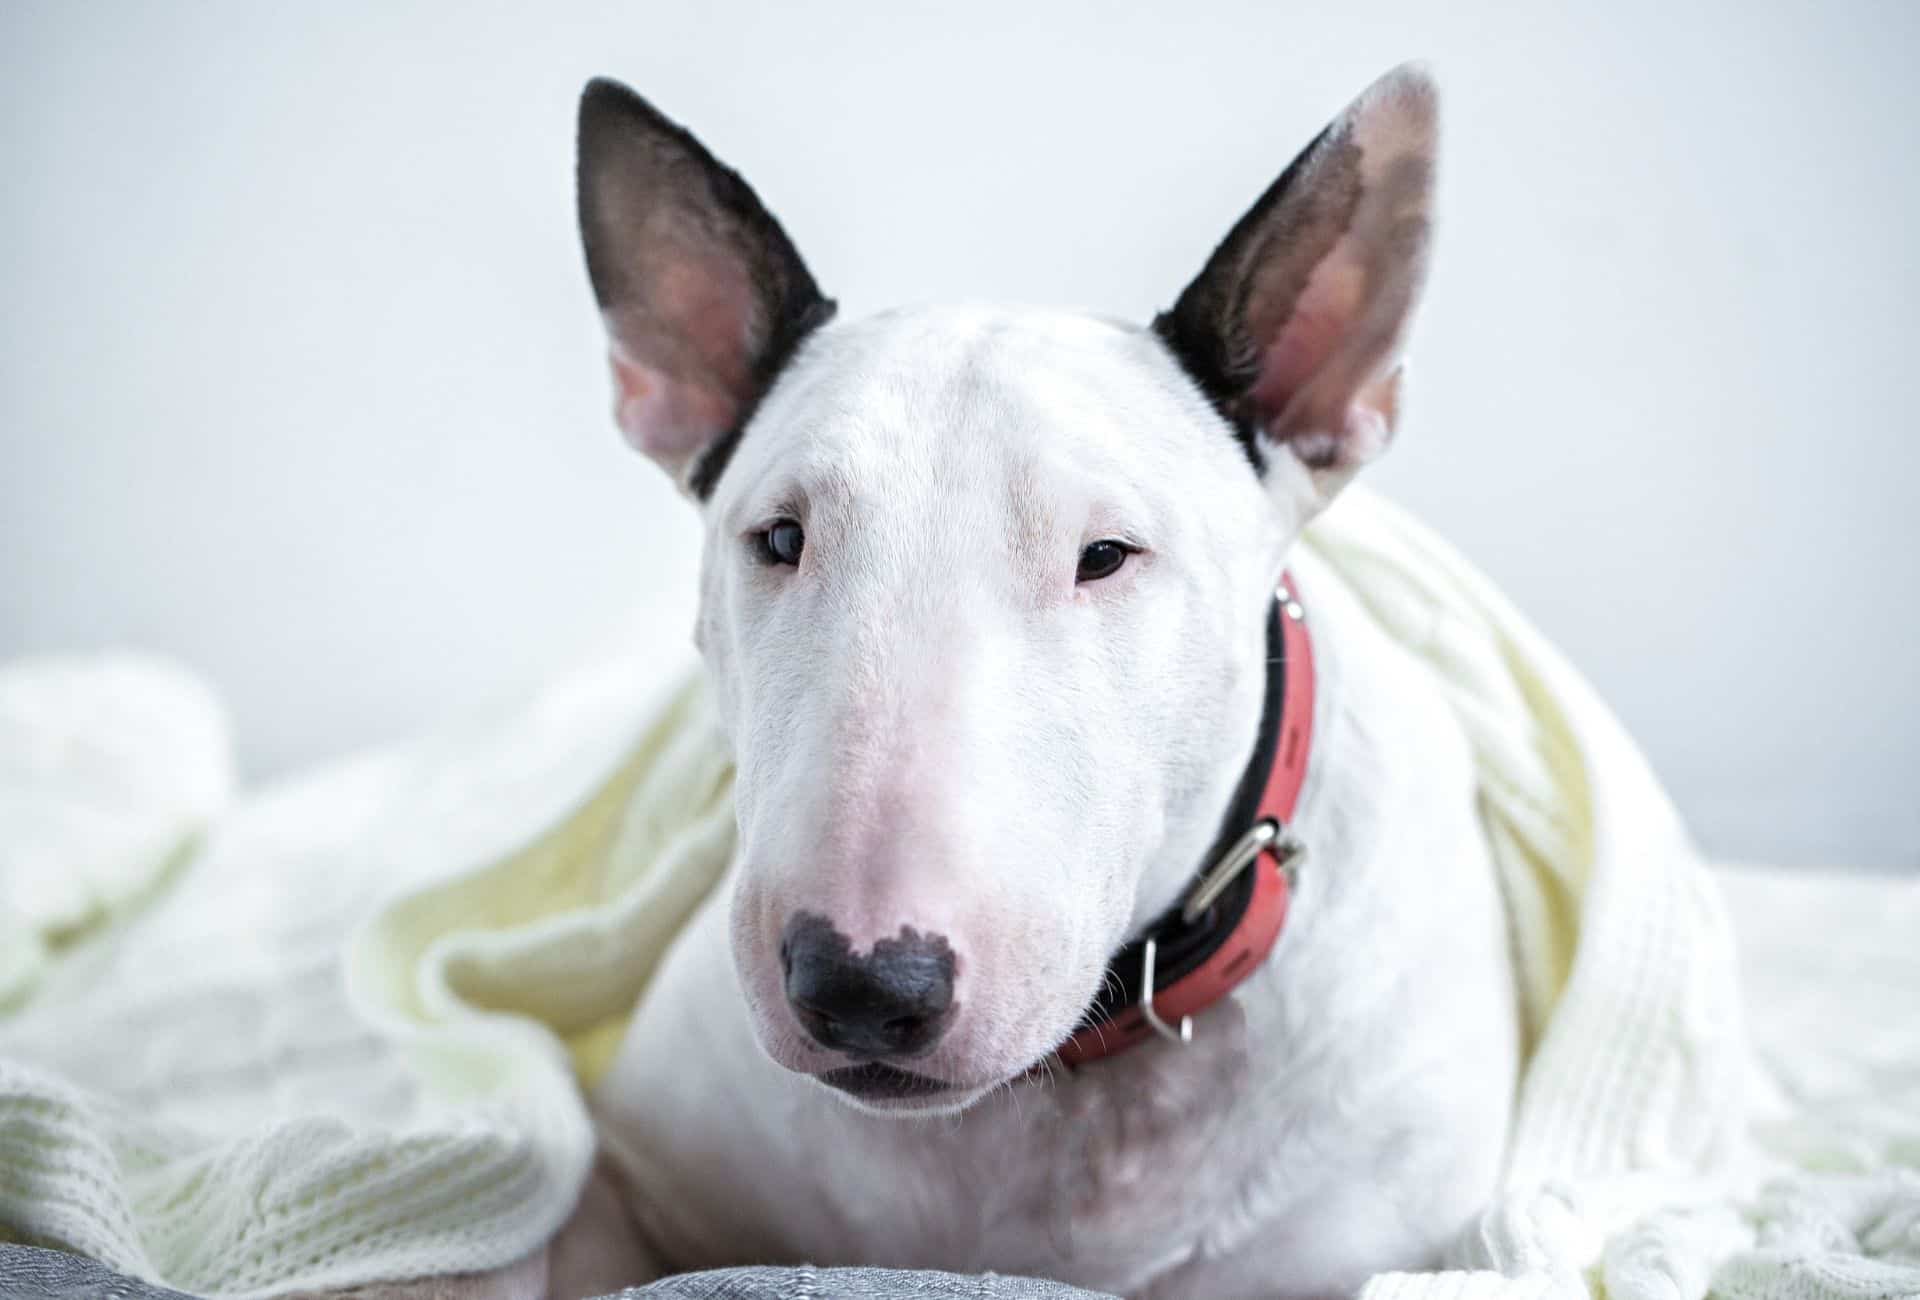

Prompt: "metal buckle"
[1181,818,1306,922]
[1137,819,1306,1046]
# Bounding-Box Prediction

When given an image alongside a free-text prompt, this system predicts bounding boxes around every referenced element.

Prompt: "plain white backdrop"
[2,3,1915,868]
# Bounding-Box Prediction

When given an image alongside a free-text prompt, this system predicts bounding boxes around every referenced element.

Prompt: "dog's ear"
[577,79,834,498]
[1155,64,1437,515]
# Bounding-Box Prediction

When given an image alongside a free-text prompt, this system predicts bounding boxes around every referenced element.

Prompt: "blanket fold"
[3,487,1914,1300]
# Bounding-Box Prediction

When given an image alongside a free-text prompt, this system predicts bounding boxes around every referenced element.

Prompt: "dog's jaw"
[817,1066,996,1118]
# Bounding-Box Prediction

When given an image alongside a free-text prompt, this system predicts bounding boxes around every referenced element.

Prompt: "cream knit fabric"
[0,654,723,1294]
[0,654,234,1009]
[2,487,1915,1298]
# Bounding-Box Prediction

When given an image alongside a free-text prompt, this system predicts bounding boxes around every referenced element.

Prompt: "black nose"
[781,912,956,1059]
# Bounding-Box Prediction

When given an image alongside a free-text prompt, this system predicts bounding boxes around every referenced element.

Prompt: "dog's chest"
[786,957,1499,1297]
[843,1010,1277,1285]
[599,884,1506,1298]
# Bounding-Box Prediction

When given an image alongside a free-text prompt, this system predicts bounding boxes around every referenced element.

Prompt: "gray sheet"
[1,1244,200,1298]
[0,1246,1117,1300]
[618,1265,1114,1298]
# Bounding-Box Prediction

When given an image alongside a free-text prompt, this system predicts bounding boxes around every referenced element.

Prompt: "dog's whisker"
[1031,1055,1063,1099]
[1001,1076,1025,1127]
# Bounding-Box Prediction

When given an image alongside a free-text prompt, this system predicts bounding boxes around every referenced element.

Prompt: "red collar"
[1055,574,1315,1068]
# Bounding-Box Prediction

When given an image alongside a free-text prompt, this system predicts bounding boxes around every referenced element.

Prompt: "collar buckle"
[1180,818,1306,923]
[1137,824,1307,1047]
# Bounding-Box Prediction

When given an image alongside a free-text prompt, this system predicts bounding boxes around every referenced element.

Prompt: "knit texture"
[1,655,724,1295]
[2,487,1915,1298]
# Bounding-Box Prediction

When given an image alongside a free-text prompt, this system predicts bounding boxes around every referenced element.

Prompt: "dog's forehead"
[716,304,1237,515]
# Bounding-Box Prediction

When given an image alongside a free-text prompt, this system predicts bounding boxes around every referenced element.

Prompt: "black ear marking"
[1153,121,1363,471]
[1150,65,1438,502]
[576,77,836,499]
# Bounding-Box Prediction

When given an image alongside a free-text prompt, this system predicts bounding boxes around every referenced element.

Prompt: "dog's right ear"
[577,79,834,498]
[1155,65,1438,519]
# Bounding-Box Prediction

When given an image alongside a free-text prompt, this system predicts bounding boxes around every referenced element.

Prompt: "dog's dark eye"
[760,520,805,567]
[1076,540,1133,583]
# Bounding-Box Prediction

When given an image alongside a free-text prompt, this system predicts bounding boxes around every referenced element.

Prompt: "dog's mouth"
[818,1062,958,1102]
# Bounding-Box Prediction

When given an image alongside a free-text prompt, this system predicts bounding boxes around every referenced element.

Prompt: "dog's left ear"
[1155,64,1437,516]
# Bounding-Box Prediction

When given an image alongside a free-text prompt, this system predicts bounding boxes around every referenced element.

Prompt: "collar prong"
[1137,937,1195,1046]
[1180,818,1280,924]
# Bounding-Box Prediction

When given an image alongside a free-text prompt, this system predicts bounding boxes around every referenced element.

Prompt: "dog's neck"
[1127,572,1320,936]
[1061,575,1314,1064]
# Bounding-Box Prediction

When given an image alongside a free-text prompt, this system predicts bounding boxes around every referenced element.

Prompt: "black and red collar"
[1056,575,1315,1067]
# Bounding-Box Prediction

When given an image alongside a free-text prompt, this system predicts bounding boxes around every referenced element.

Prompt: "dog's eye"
[759,519,805,566]
[1076,540,1133,584]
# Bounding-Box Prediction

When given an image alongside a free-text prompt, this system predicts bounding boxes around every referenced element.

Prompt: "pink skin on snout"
[726,729,1112,1111]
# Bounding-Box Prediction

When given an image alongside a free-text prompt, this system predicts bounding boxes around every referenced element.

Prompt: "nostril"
[781,911,957,1059]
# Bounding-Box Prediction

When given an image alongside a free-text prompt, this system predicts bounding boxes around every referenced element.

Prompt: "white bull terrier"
[532,62,1519,1300]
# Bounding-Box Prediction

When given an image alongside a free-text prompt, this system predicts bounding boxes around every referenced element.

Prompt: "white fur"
[572,304,1520,1298]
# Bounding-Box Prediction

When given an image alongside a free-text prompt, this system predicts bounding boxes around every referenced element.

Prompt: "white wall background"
[3,2,1915,868]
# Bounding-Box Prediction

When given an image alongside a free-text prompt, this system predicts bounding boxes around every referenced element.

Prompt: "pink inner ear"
[652,250,761,395]
[605,234,764,474]
[609,346,738,469]
[1249,257,1367,426]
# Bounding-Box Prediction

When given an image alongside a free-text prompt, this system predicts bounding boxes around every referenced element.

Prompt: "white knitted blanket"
[2,487,1915,1299]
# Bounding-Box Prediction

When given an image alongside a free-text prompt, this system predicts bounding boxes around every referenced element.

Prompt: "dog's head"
[577,67,1436,1113]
